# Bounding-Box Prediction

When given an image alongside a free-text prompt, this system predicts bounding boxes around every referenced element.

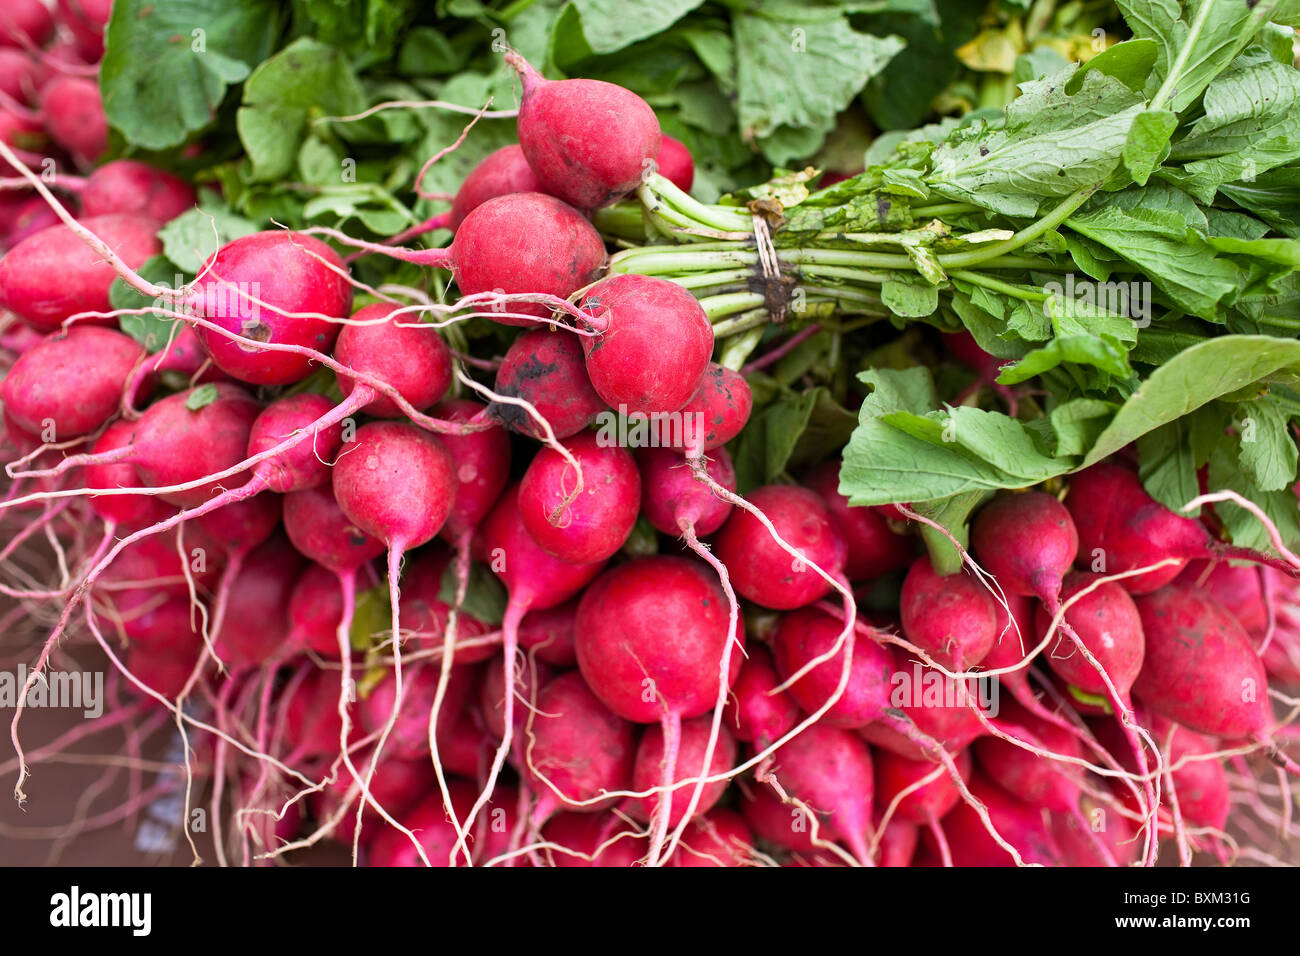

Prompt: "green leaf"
[734,6,904,164]
[1049,398,1118,457]
[236,37,367,182]
[1066,37,1159,94]
[1138,420,1200,513]
[996,333,1132,384]
[1122,109,1177,186]
[1207,441,1300,554]
[110,256,187,354]
[859,366,938,417]
[439,559,508,627]
[351,583,392,650]
[566,0,706,55]
[157,207,260,274]
[291,0,417,67]
[1236,398,1299,492]
[101,0,283,150]
[186,383,220,410]
[881,275,940,317]
[1084,336,1300,466]
[397,26,466,76]
[731,387,819,493]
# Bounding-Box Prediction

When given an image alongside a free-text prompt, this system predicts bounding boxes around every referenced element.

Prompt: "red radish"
[416,192,606,326]
[521,671,638,820]
[805,460,913,581]
[668,808,753,867]
[723,645,799,748]
[358,660,475,761]
[80,160,197,222]
[101,592,203,656]
[431,398,510,545]
[768,723,875,864]
[506,52,660,210]
[714,484,845,610]
[1,193,60,251]
[0,326,144,439]
[189,231,352,385]
[639,445,734,537]
[121,324,224,415]
[900,555,998,669]
[240,393,345,494]
[972,490,1078,611]
[211,534,304,669]
[492,328,607,439]
[398,548,495,664]
[365,780,477,867]
[315,749,436,846]
[858,648,986,760]
[516,599,578,667]
[125,644,203,702]
[333,303,452,416]
[773,606,894,728]
[1050,797,1139,867]
[874,747,971,834]
[741,783,818,854]
[577,274,714,415]
[433,667,492,778]
[195,488,283,635]
[656,135,694,194]
[1132,584,1273,739]
[628,717,735,827]
[480,653,553,740]
[1033,570,1145,700]
[669,363,752,457]
[40,76,106,162]
[875,814,920,867]
[282,667,352,761]
[0,213,161,331]
[450,143,543,229]
[518,430,640,564]
[0,50,47,104]
[84,420,171,530]
[283,486,385,576]
[976,702,1086,814]
[287,562,353,658]
[980,591,1064,722]
[0,0,55,48]
[938,771,1061,866]
[57,0,111,62]
[541,812,645,867]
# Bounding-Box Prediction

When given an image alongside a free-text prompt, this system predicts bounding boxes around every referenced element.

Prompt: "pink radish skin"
[669,363,752,456]
[741,783,818,854]
[769,724,875,863]
[639,445,735,537]
[282,484,386,574]
[212,534,304,669]
[39,75,106,161]
[80,160,197,222]
[1051,798,1139,866]
[541,813,645,867]
[875,814,920,867]
[517,600,579,668]
[1,194,60,251]
[714,484,845,610]
[434,192,607,326]
[1033,570,1145,698]
[900,555,998,669]
[723,644,799,748]
[806,460,913,581]
[450,144,544,229]
[858,648,986,760]
[283,668,354,760]
[657,135,695,193]
[938,771,1062,866]
[334,303,452,417]
[575,555,744,723]
[84,421,171,529]
[365,780,478,867]
[522,671,638,816]
[0,0,54,48]
[874,747,972,825]
[492,328,607,439]
[629,717,736,826]
[57,0,110,62]
[243,393,345,494]
[518,430,640,564]
[109,592,204,657]
[397,548,494,663]
[669,808,753,867]
[431,398,510,544]
[287,562,353,658]
[975,706,1085,813]
[189,231,352,386]
[0,49,47,104]
[1,326,144,439]
[507,52,660,210]
[1131,584,1273,739]
[1065,463,1207,594]
[0,213,161,331]
[316,749,436,846]
[772,606,894,728]
[972,491,1078,609]
[358,661,475,761]
[125,645,204,703]
[577,274,714,416]
[122,324,225,413]
[480,654,553,739]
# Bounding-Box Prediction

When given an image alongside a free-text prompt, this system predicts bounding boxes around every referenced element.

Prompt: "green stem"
[712,308,771,338]
[910,202,982,218]
[700,292,766,321]
[1149,0,1214,112]
[937,186,1098,268]
[640,175,752,233]
[948,269,1051,302]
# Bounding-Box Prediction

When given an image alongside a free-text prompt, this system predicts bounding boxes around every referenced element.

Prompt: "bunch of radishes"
[1,30,1298,867]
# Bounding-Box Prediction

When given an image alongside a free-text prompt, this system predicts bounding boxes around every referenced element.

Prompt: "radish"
[767,723,875,864]
[628,716,736,828]
[937,771,1062,866]
[480,653,553,740]
[334,303,452,416]
[576,274,714,415]
[430,398,510,546]
[0,0,55,48]
[518,430,639,564]
[0,49,47,104]
[668,808,754,867]
[80,160,197,222]
[398,548,495,664]
[669,363,752,457]
[972,490,1078,613]
[723,644,799,749]
[874,748,972,865]
[189,231,352,385]
[120,324,225,416]
[874,814,920,867]
[492,328,607,440]
[211,533,304,669]
[287,562,355,659]
[358,660,475,761]
[83,420,170,530]
[1051,796,1139,867]
[805,460,913,582]
[0,213,161,331]
[1131,584,1273,740]
[741,782,818,854]
[521,671,638,821]
[541,812,645,867]
[365,780,477,867]
[315,749,436,847]
[57,0,111,62]
[772,606,894,728]
[858,648,985,760]
[1032,570,1145,701]
[285,481,386,575]
[638,445,735,537]
[900,555,998,669]
[657,135,694,194]
[39,76,106,162]
[517,600,578,667]
[1,193,60,251]
[506,52,660,210]
[282,667,352,762]
[714,484,845,610]
[0,326,144,439]
[449,143,543,229]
